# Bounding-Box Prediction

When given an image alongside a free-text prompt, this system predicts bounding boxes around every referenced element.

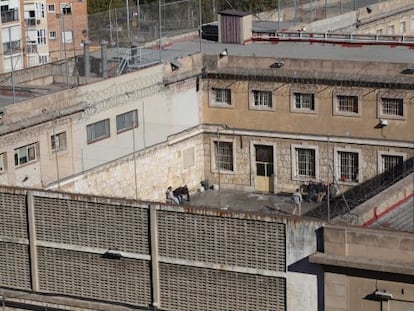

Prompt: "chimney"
[83,40,90,78]
[101,40,108,78]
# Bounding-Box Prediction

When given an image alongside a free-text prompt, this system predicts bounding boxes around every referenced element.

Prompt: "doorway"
[255,145,274,193]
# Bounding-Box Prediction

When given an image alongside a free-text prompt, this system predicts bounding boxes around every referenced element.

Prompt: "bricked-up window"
[87,119,110,144]
[381,98,403,117]
[14,143,37,167]
[253,90,272,108]
[338,151,359,182]
[0,153,5,173]
[213,88,231,105]
[296,148,316,178]
[294,93,315,110]
[337,95,359,113]
[51,132,67,153]
[62,30,73,43]
[116,110,138,133]
[214,141,233,171]
[61,3,72,15]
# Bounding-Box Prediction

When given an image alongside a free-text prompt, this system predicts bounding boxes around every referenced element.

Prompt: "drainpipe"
[101,40,108,78]
[83,40,90,78]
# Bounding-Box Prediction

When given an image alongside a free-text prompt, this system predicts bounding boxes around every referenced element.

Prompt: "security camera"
[374,290,392,300]
[379,119,388,127]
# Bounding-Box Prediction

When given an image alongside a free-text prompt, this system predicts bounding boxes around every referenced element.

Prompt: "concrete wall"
[0,185,325,310]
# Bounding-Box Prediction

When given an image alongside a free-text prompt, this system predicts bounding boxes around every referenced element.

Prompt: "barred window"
[381,98,403,117]
[338,151,359,182]
[337,95,358,113]
[87,119,110,144]
[296,148,315,178]
[253,90,272,108]
[294,93,315,110]
[382,155,403,179]
[213,88,231,105]
[214,141,233,171]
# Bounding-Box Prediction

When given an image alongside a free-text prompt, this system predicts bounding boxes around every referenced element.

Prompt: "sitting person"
[166,186,180,204]
[316,182,328,202]
[173,185,190,203]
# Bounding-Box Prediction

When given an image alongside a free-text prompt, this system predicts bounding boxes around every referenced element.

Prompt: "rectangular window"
[37,29,46,45]
[213,88,231,105]
[337,95,359,113]
[296,148,316,178]
[382,154,404,181]
[49,31,56,39]
[387,25,395,35]
[400,21,406,33]
[61,3,72,15]
[62,30,73,43]
[0,153,5,173]
[253,90,272,108]
[376,29,383,35]
[214,141,233,171]
[51,132,67,153]
[116,110,138,133]
[338,151,359,182]
[381,98,403,117]
[48,4,55,13]
[14,143,37,167]
[39,55,47,64]
[87,119,110,144]
[294,93,315,111]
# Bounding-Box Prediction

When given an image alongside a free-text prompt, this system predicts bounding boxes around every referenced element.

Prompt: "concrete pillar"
[149,205,160,308]
[101,40,108,78]
[83,40,90,78]
[27,191,39,291]
[130,44,137,65]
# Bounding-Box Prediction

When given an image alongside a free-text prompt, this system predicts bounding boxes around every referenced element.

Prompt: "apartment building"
[0,0,24,73]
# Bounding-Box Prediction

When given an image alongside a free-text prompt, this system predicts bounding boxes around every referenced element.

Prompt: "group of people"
[166,185,190,205]
[291,181,337,216]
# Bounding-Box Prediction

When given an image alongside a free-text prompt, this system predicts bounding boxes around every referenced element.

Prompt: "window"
[213,88,231,105]
[214,141,233,171]
[337,151,359,182]
[87,119,110,144]
[0,153,5,173]
[400,21,406,33]
[51,132,67,153]
[295,148,316,178]
[256,145,273,177]
[47,4,55,13]
[382,154,403,172]
[380,98,403,117]
[376,29,383,35]
[337,95,359,113]
[14,143,37,167]
[38,55,47,64]
[61,3,72,15]
[49,31,56,39]
[294,93,315,111]
[116,110,138,133]
[387,25,395,35]
[62,30,73,43]
[37,29,46,45]
[252,90,272,109]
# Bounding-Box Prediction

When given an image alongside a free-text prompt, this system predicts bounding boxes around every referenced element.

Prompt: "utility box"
[218,10,252,44]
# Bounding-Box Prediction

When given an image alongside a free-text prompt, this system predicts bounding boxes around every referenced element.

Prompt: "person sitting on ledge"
[174,185,190,203]
[166,186,180,205]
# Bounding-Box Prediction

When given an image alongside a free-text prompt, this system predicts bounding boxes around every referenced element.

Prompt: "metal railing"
[116,46,157,75]
[252,31,414,45]
[1,9,19,23]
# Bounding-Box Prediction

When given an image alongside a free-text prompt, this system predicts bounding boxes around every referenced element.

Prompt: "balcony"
[1,8,19,23]
[25,18,37,27]
[26,44,37,54]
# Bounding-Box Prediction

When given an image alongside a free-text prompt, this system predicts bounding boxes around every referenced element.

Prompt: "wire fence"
[87,0,386,48]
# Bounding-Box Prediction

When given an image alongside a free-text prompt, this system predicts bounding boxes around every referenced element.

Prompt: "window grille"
[215,141,233,171]
[337,95,358,113]
[381,98,403,116]
[253,90,272,108]
[296,148,315,177]
[338,151,359,182]
[213,88,231,105]
[294,93,315,110]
